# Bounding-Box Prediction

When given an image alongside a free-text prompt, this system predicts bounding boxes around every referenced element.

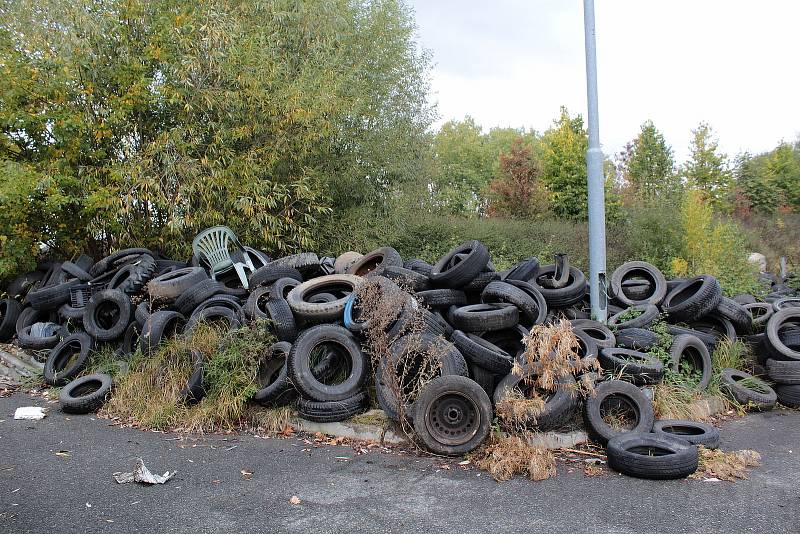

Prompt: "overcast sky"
[408,0,800,163]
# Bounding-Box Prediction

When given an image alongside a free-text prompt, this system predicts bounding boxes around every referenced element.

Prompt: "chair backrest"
[192,226,239,269]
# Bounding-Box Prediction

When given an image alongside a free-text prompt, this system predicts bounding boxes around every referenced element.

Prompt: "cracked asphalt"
[0,393,798,533]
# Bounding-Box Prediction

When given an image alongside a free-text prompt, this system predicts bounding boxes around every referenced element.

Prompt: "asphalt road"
[0,393,798,534]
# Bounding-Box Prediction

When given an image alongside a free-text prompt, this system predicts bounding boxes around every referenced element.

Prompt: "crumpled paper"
[113,458,176,485]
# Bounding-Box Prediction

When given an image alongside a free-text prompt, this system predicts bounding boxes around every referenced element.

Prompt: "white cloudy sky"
[408,0,800,162]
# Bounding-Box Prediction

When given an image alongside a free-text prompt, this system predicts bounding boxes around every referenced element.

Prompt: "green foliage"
[683,122,732,211]
[539,107,589,219]
[672,190,759,295]
[0,0,432,277]
[620,120,680,201]
[619,199,685,274]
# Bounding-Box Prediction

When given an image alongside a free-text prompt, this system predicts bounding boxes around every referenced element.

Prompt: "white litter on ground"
[113,458,176,485]
[14,406,47,420]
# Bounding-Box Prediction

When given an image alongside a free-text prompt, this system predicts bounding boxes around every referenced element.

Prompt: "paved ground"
[0,393,798,533]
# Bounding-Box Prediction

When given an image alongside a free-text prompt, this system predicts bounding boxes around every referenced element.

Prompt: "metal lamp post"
[582,0,608,322]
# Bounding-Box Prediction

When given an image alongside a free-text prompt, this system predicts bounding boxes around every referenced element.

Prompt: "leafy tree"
[734,152,778,214]
[683,122,732,210]
[765,142,800,210]
[539,107,589,219]
[620,120,679,200]
[487,138,548,218]
[430,117,493,214]
[0,0,433,277]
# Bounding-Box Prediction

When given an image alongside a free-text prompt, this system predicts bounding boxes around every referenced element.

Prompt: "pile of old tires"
[1,241,797,480]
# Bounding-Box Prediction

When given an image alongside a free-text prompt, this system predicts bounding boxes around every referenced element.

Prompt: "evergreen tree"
[683,122,732,210]
[622,120,679,200]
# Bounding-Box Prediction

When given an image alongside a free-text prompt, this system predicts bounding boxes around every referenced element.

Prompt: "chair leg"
[233,263,249,290]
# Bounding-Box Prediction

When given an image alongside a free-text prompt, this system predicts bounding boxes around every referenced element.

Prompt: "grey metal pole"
[582,0,608,322]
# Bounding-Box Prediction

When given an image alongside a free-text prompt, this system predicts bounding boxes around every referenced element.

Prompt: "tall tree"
[683,122,732,210]
[539,107,589,219]
[487,138,548,218]
[765,142,800,210]
[621,120,678,200]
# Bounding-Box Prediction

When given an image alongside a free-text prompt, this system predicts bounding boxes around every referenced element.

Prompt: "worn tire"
[720,368,777,410]
[264,298,298,342]
[607,432,698,480]
[147,267,209,302]
[765,308,800,361]
[766,358,800,385]
[430,241,490,289]
[297,391,369,423]
[333,252,363,275]
[662,275,722,323]
[532,265,587,308]
[653,419,720,449]
[598,347,664,385]
[450,303,518,332]
[17,324,63,351]
[493,370,577,431]
[776,384,800,408]
[59,373,113,414]
[287,274,362,322]
[451,330,513,374]
[185,305,242,333]
[416,289,467,309]
[614,328,659,351]
[44,332,94,386]
[481,281,544,327]
[106,254,157,295]
[610,261,668,306]
[249,265,303,289]
[140,311,186,356]
[174,279,227,316]
[412,375,492,456]
[668,334,712,390]
[287,325,368,402]
[607,304,660,330]
[83,289,133,342]
[571,319,616,349]
[0,298,22,341]
[716,296,753,334]
[583,380,654,445]
[346,247,403,276]
[253,342,295,406]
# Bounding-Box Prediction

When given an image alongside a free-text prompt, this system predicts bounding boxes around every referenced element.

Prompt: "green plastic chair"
[192,226,255,289]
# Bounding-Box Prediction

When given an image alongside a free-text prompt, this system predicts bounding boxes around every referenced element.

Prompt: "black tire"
[264,298,298,342]
[733,294,757,305]
[412,375,492,456]
[653,419,720,449]
[180,350,205,405]
[83,289,133,342]
[44,332,94,386]
[416,289,467,309]
[186,305,242,333]
[253,342,295,406]
[532,265,586,308]
[469,364,498,398]
[430,241,490,289]
[26,279,79,311]
[59,373,113,414]
[607,432,698,480]
[743,302,773,330]
[379,265,431,292]
[776,384,800,408]
[765,308,800,361]
[378,332,469,421]
[248,265,303,289]
[15,306,52,337]
[18,324,64,351]
[174,278,226,316]
[716,296,753,334]
[118,322,141,358]
[266,252,321,276]
[0,298,22,341]
[89,248,152,277]
[607,304,660,330]
[720,368,777,410]
[481,325,529,357]
[107,254,157,295]
[766,358,800,385]
[598,347,664,385]
[287,325,368,402]
[504,280,548,325]
[135,301,151,328]
[666,325,718,353]
[297,391,369,423]
[773,297,800,312]
[687,313,737,341]
[140,311,186,356]
[668,334,712,390]
[481,281,544,327]
[610,261,668,306]
[61,261,92,282]
[493,370,577,431]
[583,380,655,444]
[662,275,722,323]
[146,267,209,302]
[462,271,501,293]
[571,319,616,349]
[58,303,85,323]
[404,258,434,277]
[573,328,600,372]
[451,330,513,374]
[503,257,540,282]
[270,277,302,301]
[346,247,403,276]
[450,303,518,332]
[244,287,271,320]
[614,328,659,351]
[5,270,46,299]
[286,274,362,322]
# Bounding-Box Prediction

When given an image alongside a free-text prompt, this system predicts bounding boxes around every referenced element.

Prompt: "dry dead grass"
[690,447,761,481]
[495,388,546,429]
[521,319,598,392]
[470,434,556,481]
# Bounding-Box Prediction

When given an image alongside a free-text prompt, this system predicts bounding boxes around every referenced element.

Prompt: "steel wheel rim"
[425,391,480,446]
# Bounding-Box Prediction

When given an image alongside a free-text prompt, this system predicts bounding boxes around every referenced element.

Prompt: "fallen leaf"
[289,495,301,505]
[279,425,295,437]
